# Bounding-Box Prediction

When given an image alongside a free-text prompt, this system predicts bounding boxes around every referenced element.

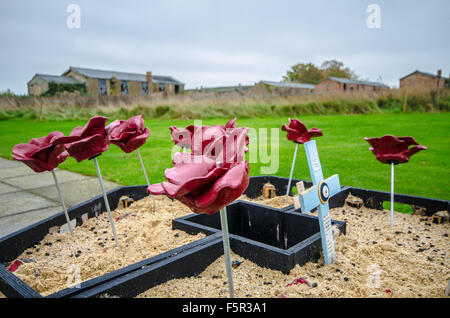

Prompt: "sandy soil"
[4,189,449,298]
[137,194,449,298]
[6,195,204,296]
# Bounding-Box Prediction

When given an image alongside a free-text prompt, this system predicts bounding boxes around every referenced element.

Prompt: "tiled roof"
[32,74,80,84]
[66,66,183,85]
[399,70,448,81]
[262,80,315,89]
[326,76,388,87]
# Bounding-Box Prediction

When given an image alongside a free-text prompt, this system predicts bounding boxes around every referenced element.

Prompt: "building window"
[98,79,107,96]
[175,85,180,94]
[159,83,165,92]
[121,81,128,96]
[141,82,148,96]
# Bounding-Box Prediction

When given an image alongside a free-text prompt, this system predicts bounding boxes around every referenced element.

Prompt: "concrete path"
[0,158,120,238]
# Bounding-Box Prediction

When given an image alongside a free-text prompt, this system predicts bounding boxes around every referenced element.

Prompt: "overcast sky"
[1,0,449,94]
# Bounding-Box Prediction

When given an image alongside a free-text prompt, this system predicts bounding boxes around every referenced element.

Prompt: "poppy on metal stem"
[281,118,323,202]
[364,135,427,227]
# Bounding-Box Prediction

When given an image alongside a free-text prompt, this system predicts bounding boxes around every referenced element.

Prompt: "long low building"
[250,80,315,96]
[28,66,184,97]
[315,76,389,93]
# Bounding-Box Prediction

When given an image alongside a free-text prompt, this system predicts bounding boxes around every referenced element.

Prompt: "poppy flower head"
[282,118,323,144]
[148,152,250,215]
[12,131,69,173]
[54,116,110,162]
[152,118,250,215]
[364,135,427,164]
[106,115,150,153]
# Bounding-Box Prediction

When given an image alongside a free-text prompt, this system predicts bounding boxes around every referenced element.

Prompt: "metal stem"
[137,148,159,213]
[390,162,394,227]
[286,143,299,202]
[51,170,74,237]
[220,206,235,298]
[94,157,119,248]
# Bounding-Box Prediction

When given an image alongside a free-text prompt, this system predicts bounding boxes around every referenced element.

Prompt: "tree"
[282,62,323,84]
[282,60,358,84]
[320,60,358,79]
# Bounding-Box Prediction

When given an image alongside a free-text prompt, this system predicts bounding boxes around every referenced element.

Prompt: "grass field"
[0,113,448,207]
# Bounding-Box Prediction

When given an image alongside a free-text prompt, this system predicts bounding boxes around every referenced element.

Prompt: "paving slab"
[0,191,57,218]
[0,182,20,195]
[0,206,62,238]
[0,158,22,169]
[2,170,89,190]
[0,157,122,240]
[0,165,37,179]
[30,178,120,208]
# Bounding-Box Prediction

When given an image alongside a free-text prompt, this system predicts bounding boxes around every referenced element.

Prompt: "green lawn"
[0,113,449,204]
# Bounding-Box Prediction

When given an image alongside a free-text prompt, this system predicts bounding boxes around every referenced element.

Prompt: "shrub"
[41,82,87,97]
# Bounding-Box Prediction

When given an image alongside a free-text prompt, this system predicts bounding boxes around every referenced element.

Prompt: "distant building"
[399,70,448,90]
[250,80,315,96]
[28,66,184,96]
[27,74,81,96]
[190,84,253,95]
[315,76,389,93]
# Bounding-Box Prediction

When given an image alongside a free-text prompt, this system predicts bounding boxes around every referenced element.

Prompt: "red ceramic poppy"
[54,116,110,162]
[364,135,427,164]
[199,125,249,164]
[281,118,323,144]
[170,118,249,161]
[148,152,250,215]
[106,115,151,153]
[169,125,196,149]
[12,131,69,173]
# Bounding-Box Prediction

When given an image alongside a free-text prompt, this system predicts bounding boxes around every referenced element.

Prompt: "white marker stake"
[51,170,74,237]
[216,161,234,298]
[390,162,394,227]
[286,143,299,202]
[94,157,119,248]
[137,148,159,213]
[219,206,234,298]
[182,146,186,153]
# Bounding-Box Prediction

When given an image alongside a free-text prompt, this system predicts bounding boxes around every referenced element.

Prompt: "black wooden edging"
[0,265,42,298]
[1,176,448,298]
[47,233,221,298]
[73,233,224,298]
[0,184,169,298]
[0,185,149,264]
[250,176,449,216]
[173,200,346,274]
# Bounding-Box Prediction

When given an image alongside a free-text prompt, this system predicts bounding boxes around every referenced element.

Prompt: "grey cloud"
[0,0,449,93]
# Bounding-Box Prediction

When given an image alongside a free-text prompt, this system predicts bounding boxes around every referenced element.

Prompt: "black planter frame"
[0,176,448,298]
[173,200,346,274]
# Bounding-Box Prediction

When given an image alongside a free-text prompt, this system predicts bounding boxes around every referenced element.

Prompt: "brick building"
[399,70,448,90]
[28,66,184,97]
[315,76,389,93]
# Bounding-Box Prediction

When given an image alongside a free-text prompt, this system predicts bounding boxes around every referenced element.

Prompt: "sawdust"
[6,195,205,296]
[137,194,449,298]
[239,194,294,209]
[4,192,449,298]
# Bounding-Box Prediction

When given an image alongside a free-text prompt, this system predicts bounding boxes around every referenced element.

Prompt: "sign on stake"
[297,140,341,264]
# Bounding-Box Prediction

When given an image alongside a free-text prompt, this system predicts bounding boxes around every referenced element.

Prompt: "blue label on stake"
[297,140,341,264]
